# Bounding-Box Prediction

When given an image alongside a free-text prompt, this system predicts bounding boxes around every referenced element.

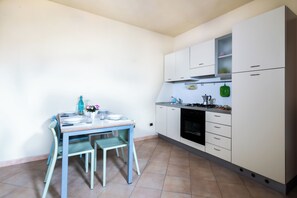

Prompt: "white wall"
[0,0,173,164]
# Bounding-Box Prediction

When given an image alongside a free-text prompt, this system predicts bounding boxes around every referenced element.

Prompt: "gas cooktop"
[184,103,232,111]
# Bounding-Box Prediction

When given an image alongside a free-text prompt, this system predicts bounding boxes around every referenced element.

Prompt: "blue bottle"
[78,96,84,115]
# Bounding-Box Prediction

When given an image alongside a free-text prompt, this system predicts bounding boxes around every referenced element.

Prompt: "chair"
[42,120,94,198]
[46,116,90,172]
[94,129,140,187]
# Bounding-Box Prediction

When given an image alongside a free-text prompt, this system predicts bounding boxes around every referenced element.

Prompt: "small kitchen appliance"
[202,94,212,106]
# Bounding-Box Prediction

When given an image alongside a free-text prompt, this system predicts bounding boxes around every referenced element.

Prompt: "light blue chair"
[46,116,90,172]
[94,130,140,187]
[42,120,94,198]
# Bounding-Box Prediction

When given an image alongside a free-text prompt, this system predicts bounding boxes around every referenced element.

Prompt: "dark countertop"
[156,102,232,115]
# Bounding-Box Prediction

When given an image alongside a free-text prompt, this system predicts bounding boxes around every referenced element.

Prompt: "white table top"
[59,114,135,133]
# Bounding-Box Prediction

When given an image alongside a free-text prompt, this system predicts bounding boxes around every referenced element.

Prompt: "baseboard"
[0,154,48,168]
[134,134,158,142]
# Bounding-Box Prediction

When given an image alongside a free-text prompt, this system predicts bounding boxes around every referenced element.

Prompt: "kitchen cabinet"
[232,6,296,184]
[164,52,175,82]
[190,39,215,77]
[155,105,167,136]
[155,105,181,142]
[215,34,232,78]
[166,107,181,142]
[206,112,232,162]
[164,48,190,82]
[232,7,285,73]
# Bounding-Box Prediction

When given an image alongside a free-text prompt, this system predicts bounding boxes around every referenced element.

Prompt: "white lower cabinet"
[205,111,232,162]
[155,105,180,142]
[166,107,181,142]
[155,105,167,136]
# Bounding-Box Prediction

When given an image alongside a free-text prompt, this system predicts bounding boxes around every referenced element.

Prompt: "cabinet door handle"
[250,65,260,68]
[199,63,204,65]
[214,115,221,117]
[214,126,221,129]
[180,77,184,79]
[171,109,175,110]
[214,137,221,140]
[214,148,221,151]
[250,74,260,77]
[168,78,172,80]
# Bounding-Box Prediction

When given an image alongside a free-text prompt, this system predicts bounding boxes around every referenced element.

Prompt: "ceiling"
[51,0,253,37]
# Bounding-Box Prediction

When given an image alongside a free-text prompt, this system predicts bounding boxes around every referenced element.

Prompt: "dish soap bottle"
[78,96,84,115]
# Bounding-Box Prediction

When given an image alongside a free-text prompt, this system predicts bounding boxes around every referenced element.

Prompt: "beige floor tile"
[0,165,23,181]
[161,191,191,198]
[190,167,216,181]
[110,167,141,186]
[136,172,165,190]
[219,183,251,198]
[169,156,189,167]
[99,183,134,198]
[170,149,189,158]
[144,161,168,175]
[246,185,284,198]
[211,163,244,185]
[163,176,191,194]
[191,180,222,198]
[167,164,190,178]
[150,151,171,162]
[189,157,211,170]
[130,186,162,198]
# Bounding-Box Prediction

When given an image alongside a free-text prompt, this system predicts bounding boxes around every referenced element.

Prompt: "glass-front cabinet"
[215,34,232,79]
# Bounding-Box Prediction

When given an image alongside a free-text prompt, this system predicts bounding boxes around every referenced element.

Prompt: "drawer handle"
[250,65,260,68]
[250,74,260,76]
[214,148,221,152]
[214,115,221,117]
[214,137,221,140]
[168,78,172,80]
[214,126,221,129]
[180,77,184,79]
[171,109,175,110]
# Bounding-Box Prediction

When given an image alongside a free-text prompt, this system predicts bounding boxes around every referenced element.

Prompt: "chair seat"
[95,137,127,150]
[58,141,93,157]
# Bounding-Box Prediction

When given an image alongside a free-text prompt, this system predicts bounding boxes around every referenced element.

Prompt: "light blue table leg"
[127,125,134,184]
[61,133,69,198]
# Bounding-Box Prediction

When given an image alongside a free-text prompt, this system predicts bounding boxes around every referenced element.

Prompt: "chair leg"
[94,143,97,172]
[46,142,54,165]
[90,151,94,189]
[85,153,89,173]
[121,147,126,163]
[133,143,141,175]
[42,155,57,198]
[103,149,107,187]
[115,148,119,157]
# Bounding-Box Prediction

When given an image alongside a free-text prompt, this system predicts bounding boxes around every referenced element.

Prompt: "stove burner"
[185,103,231,110]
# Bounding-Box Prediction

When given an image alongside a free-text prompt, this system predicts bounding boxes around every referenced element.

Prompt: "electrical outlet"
[149,123,153,126]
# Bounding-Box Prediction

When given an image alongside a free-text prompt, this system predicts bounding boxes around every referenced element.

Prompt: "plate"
[107,114,122,120]
[63,116,85,124]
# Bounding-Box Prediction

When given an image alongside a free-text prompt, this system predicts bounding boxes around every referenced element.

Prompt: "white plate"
[107,114,122,120]
[63,116,85,124]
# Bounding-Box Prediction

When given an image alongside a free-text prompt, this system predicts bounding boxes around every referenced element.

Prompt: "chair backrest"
[118,129,128,142]
[48,120,59,159]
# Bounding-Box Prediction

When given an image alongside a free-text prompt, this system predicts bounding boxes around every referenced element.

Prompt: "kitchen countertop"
[156,102,232,114]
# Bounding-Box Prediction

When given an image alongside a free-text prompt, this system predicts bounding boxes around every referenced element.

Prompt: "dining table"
[58,113,135,198]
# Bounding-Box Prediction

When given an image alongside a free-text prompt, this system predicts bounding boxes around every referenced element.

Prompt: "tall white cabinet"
[232,6,296,184]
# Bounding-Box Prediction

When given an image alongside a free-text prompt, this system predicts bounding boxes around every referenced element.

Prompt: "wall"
[174,0,297,50]
[0,0,173,164]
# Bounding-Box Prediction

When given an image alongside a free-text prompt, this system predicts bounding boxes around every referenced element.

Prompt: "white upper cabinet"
[190,39,215,77]
[164,52,175,82]
[232,7,285,73]
[164,48,190,82]
[175,48,190,81]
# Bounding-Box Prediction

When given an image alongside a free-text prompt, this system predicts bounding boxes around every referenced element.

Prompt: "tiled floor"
[1,137,297,198]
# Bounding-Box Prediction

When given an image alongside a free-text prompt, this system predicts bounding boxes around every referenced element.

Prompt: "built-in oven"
[181,108,205,145]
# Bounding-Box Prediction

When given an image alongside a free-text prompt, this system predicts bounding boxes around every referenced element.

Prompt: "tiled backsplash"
[156,78,232,106]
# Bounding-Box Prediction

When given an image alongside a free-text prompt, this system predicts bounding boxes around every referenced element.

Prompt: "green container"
[220,84,230,97]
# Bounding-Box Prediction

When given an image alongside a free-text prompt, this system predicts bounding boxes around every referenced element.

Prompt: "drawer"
[206,143,231,162]
[206,133,231,150]
[206,122,231,138]
[206,112,231,125]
